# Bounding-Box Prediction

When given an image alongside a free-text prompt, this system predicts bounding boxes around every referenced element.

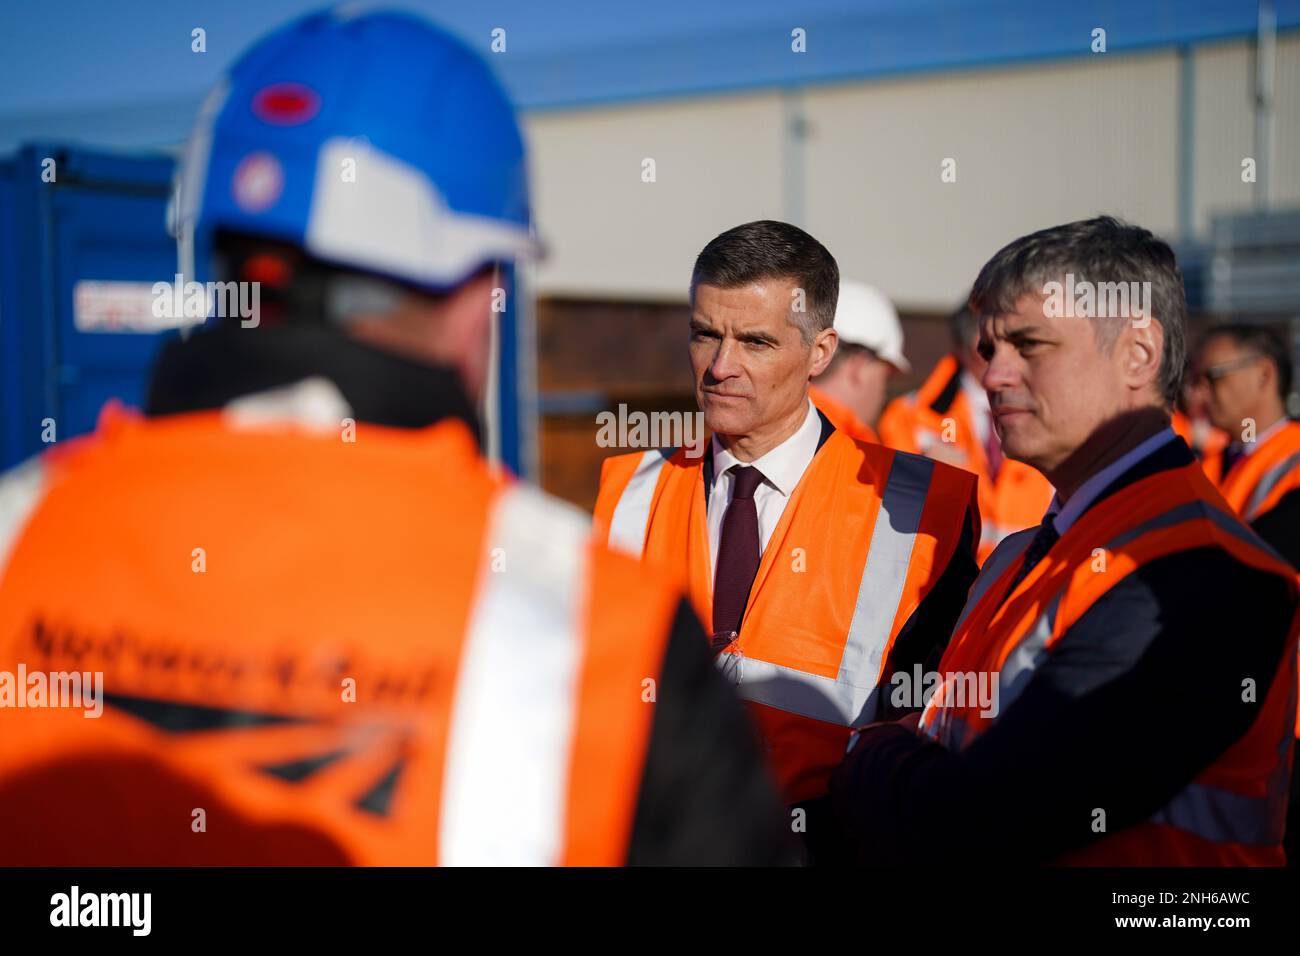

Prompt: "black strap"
[928,366,963,415]
[145,324,481,441]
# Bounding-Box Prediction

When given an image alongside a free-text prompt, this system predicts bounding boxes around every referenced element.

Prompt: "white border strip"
[438,485,590,865]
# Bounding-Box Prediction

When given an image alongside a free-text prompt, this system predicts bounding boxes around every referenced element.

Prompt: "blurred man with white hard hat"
[811,279,909,443]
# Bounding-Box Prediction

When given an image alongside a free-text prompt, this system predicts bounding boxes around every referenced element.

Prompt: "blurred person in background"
[810,279,909,443]
[0,10,794,866]
[1190,322,1300,866]
[878,301,1053,562]
[594,220,979,862]
[833,216,1299,866]
[1171,370,1228,477]
[1191,323,1300,566]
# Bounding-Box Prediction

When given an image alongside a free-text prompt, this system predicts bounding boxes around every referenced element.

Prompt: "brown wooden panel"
[537,297,694,394]
[541,415,608,512]
[539,393,701,510]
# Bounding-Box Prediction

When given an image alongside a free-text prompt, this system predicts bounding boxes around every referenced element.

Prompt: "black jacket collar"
[144,325,481,444]
[1083,431,1195,520]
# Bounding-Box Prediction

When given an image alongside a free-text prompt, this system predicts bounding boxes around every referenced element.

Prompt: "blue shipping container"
[0,142,525,474]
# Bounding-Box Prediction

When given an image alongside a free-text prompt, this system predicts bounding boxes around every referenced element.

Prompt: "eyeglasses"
[1188,354,1263,386]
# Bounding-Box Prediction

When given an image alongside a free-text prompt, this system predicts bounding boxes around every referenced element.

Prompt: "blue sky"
[1,0,1293,151]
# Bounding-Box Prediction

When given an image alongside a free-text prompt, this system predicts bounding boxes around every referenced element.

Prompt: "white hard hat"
[833,280,910,373]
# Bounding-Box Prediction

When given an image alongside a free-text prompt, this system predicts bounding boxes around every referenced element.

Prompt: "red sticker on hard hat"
[232,152,284,213]
[252,83,321,126]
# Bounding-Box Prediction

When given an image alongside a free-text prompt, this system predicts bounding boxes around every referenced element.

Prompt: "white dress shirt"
[1225,416,1289,462]
[707,397,822,576]
[1046,427,1179,535]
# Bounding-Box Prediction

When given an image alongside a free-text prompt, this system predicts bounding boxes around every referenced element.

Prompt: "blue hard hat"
[174,7,539,292]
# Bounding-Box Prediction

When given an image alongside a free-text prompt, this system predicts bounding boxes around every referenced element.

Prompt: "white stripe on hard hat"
[307,139,541,291]
[834,279,910,373]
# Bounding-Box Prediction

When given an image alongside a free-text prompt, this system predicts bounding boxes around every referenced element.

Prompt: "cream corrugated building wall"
[526,36,1300,311]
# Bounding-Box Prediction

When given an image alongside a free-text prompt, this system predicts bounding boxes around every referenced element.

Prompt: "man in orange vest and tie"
[594,220,980,860]
[832,216,1299,866]
[810,279,910,443]
[878,303,1054,562]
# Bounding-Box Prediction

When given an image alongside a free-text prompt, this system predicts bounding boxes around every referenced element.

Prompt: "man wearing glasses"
[1190,322,1300,867]
[1190,323,1300,567]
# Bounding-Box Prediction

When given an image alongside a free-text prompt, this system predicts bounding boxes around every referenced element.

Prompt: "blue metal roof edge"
[500,15,1300,113]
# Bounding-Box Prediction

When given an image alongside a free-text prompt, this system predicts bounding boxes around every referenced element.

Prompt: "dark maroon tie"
[713,465,765,636]
[1221,443,1245,478]
[1004,514,1060,596]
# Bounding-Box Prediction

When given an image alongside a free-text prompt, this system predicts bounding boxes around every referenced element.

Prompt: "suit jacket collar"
[1048,428,1192,533]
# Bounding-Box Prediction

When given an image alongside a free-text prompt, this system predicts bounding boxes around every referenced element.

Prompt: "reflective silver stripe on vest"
[734,453,933,727]
[439,485,590,866]
[607,449,674,559]
[996,590,1063,717]
[951,526,1037,634]
[0,457,49,584]
[936,496,1279,753]
[1150,676,1297,848]
[1150,779,1284,846]
[1105,497,1287,566]
[927,589,1059,751]
[1245,451,1300,521]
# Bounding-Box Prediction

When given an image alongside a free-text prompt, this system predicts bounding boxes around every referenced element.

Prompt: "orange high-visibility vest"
[0,403,677,866]
[1216,419,1300,525]
[1213,419,1300,739]
[878,354,1054,562]
[919,461,1299,865]
[593,416,978,804]
[1171,409,1229,482]
[810,385,879,444]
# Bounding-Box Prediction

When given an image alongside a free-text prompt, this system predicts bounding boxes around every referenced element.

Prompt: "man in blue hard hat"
[0,9,794,866]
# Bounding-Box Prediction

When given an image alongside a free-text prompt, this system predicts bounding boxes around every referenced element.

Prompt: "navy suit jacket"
[830,439,1297,864]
